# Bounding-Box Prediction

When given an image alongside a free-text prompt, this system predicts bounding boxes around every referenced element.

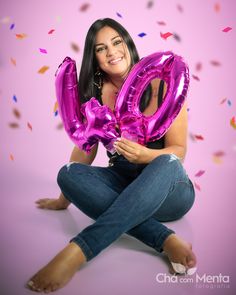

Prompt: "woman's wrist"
[58,193,71,208]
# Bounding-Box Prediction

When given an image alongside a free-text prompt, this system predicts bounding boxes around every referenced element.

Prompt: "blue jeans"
[57,154,195,261]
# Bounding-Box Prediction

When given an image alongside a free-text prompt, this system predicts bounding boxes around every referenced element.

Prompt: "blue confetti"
[138,32,147,38]
[227,100,232,106]
[54,110,58,116]
[116,12,122,18]
[10,23,15,30]
[13,95,17,102]
[187,108,190,112]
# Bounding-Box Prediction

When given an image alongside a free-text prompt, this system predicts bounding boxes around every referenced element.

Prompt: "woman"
[27,18,196,293]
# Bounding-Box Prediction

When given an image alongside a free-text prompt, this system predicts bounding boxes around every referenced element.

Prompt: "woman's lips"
[109,57,123,65]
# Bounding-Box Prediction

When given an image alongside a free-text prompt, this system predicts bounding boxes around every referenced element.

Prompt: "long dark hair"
[78,18,151,112]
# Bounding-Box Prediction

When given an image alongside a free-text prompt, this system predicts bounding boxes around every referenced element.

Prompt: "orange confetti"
[38,66,49,74]
[71,42,80,52]
[213,156,222,164]
[27,122,33,131]
[8,122,19,128]
[56,122,64,130]
[10,154,14,161]
[10,57,16,66]
[15,33,27,39]
[192,75,200,81]
[230,116,236,129]
[13,108,21,119]
[53,101,58,113]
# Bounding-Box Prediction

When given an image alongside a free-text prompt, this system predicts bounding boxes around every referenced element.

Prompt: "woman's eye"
[96,47,105,52]
[113,40,122,46]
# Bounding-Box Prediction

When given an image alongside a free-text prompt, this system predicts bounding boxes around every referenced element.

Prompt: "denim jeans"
[57,154,195,261]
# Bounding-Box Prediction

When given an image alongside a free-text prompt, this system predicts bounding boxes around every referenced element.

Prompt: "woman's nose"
[106,46,116,57]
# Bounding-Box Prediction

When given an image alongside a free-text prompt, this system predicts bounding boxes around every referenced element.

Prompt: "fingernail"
[116,137,121,141]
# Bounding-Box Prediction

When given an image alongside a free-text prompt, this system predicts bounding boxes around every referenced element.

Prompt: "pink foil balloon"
[55,57,118,153]
[114,51,189,144]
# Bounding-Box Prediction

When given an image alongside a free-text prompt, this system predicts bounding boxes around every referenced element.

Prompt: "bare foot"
[26,242,86,293]
[162,234,197,274]
[35,198,70,210]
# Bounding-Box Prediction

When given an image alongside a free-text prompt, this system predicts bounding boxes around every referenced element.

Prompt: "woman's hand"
[114,137,152,164]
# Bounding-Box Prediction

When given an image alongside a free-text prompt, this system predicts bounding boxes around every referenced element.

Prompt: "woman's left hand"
[113,137,151,164]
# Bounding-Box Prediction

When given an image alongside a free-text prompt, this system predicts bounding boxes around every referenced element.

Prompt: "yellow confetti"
[10,57,16,66]
[38,66,49,74]
[230,116,236,129]
[53,101,58,113]
[212,156,222,164]
[15,33,27,39]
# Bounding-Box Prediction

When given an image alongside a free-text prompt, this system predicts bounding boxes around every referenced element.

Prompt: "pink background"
[1,0,236,294]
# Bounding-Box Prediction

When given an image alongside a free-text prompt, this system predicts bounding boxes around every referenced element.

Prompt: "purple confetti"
[54,110,58,116]
[39,48,47,54]
[10,23,15,30]
[116,12,122,18]
[13,95,17,102]
[227,100,232,106]
[138,32,147,38]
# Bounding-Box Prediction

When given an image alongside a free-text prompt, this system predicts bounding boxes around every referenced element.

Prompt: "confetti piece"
[27,122,33,131]
[138,32,147,38]
[39,48,47,54]
[53,101,58,113]
[173,32,181,42]
[189,132,196,142]
[210,60,221,66]
[15,33,27,39]
[177,4,183,13]
[192,75,200,81]
[213,151,225,157]
[195,134,204,140]
[1,17,11,24]
[38,66,49,74]
[214,3,221,12]
[227,100,232,106]
[195,62,202,72]
[222,27,232,33]
[54,110,58,116]
[147,0,154,8]
[220,97,227,104]
[13,95,17,102]
[10,23,15,30]
[8,122,20,128]
[79,3,90,12]
[71,42,80,52]
[160,32,173,40]
[13,108,21,119]
[157,21,166,26]
[56,122,64,130]
[10,154,14,161]
[10,57,16,66]
[195,170,205,177]
[194,182,201,191]
[48,29,55,34]
[230,116,236,129]
[116,12,123,18]
[213,156,222,164]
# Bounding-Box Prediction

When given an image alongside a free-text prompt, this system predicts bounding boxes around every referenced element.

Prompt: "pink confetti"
[213,151,225,157]
[195,62,202,72]
[194,182,201,191]
[157,21,166,26]
[195,170,205,177]
[27,122,33,131]
[39,48,47,54]
[79,3,90,12]
[214,3,220,12]
[160,32,173,40]
[177,4,183,12]
[220,97,227,104]
[10,154,14,161]
[210,60,221,66]
[222,27,232,33]
[195,134,204,140]
[48,29,55,34]
[192,75,200,81]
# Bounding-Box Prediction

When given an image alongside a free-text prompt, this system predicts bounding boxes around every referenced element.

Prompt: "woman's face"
[94,26,131,79]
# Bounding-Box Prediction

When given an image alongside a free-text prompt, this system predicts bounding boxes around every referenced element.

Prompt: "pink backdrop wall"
[1,0,236,294]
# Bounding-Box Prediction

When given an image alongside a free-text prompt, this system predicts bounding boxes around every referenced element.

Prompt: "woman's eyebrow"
[95,35,121,47]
